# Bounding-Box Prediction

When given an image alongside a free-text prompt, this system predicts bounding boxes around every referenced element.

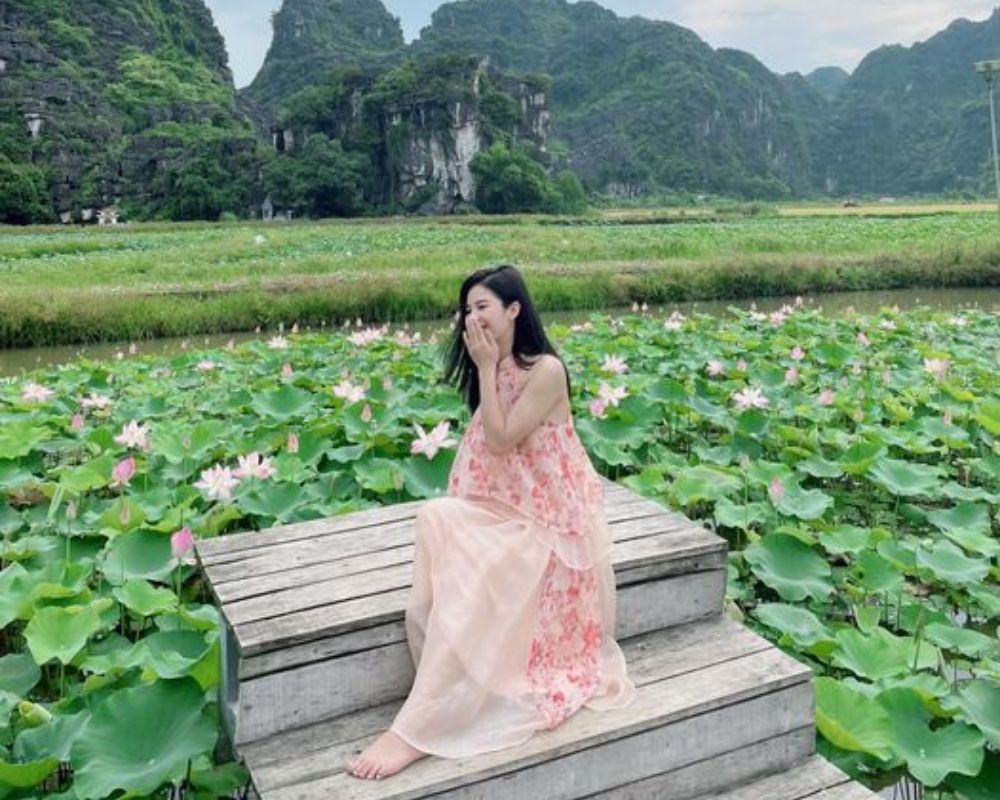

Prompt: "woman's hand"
[462,318,499,371]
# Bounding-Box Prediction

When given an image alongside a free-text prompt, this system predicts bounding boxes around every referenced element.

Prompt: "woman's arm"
[478,356,565,456]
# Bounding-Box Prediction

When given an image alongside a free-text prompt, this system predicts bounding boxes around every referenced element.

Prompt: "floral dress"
[389,356,636,758]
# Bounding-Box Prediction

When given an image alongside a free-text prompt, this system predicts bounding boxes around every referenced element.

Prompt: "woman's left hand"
[463,319,499,371]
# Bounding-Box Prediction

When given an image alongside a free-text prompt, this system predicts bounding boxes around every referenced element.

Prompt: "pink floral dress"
[389,357,636,758]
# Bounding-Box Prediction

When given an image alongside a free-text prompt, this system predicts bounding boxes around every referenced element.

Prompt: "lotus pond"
[0,302,998,799]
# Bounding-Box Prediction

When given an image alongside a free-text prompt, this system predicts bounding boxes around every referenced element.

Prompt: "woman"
[347,265,636,781]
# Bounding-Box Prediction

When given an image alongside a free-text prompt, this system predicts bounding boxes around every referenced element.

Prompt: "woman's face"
[464,284,518,341]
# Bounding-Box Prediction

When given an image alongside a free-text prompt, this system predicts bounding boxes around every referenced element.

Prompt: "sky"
[204,0,1000,89]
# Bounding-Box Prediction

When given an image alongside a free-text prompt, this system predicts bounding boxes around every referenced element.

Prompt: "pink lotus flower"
[769,310,788,327]
[233,452,276,481]
[707,360,724,377]
[361,403,373,423]
[171,527,196,564]
[794,296,804,306]
[948,316,968,327]
[879,319,896,330]
[790,346,805,361]
[410,421,458,460]
[382,377,393,390]
[196,360,218,372]
[333,378,366,404]
[923,358,951,381]
[21,382,53,403]
[281,362,293,379]
[193,464,241,502]
[663,311,685,331]
[71,414,85,431]
[818,389,836,406]
[598,382,628,407]
[348,326,388,347]
[943,411,953,425]
[80,393,112,410]
[881,369,892,383]
[768,476,784,505]
[631,302,639,312]
[286,432,300,453]
[600,355,628,375]
[736,359,748,372]
[784,367,799,385]
[111,457,136,488]
[589,398,608,418]
[851,362,862,376]
[267,335,289,350]
[114,421,150,451]
[856,332,870,347]
[128,343,138,355]
[731,386,769,411]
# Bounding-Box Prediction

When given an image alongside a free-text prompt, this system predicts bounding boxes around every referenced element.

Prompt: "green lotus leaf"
[745,461,793,487]
[54,452,115,493]
[832,627,940,681]
[399,452,454,499]
[925,502,1000,557]
[0,654,40,699]
[0,422,52,460]
[150,420,227,465]
[875,539,918,572]
[135,631,214,681]
[973,400,1000,436]
[97,530,174,586]
[853,604,881,634]
[968,586,1000,618]
[923,623,995,659]
[873,672,950,704]
[735,408,769,437]
[0,756,59,790]
[819,525,871,555]
[868,457,943,498]
[852,550,904,593]
[947,750,1000,800]
[236,481,308,523]
[96,497,147,535]
[12,709,88,762]
[575,416,648,448]
[620,466,668,499]
[837,441,886,476]
[795,454,843,479]
[352,457,403,495]
[940,481,999,504]
[669,465,742,506]
[916,540,990,587]
[190,761,250,796]
[642,378,687,405]
[744,533,833,601]
[24,603,105,666]
[753,602,833,647]
[112,579,178,617]
[918,416,971,448]
[325,444,366,464]
[0,563,35,630]
[877,687,984,787]
[950,680,1000,748]
[28,560,92,604]
[814,676,894,760]
[774,482,834,520]
[251,385,318,421]
[70,678,217,800]
[713,498,769,530]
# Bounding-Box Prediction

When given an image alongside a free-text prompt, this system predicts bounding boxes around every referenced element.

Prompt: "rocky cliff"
[0,0,256,221]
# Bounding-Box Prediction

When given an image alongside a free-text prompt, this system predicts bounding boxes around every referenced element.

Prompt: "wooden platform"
[194,479,881,800]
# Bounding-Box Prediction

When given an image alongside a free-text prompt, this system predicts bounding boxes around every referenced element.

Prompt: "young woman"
[347,265,636,781]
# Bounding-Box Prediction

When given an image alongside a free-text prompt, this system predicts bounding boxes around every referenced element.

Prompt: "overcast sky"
[205,0,999,88]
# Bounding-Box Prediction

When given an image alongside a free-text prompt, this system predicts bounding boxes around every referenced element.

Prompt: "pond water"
[2,286,999,378]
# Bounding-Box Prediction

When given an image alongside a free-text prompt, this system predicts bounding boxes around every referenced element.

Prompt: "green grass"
[1,211,999,347]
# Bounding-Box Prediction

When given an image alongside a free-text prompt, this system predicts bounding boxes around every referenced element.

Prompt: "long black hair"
[444,264,570,412]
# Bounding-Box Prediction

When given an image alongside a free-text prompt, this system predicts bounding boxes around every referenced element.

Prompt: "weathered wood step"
[238,615,814,800]
[195,480,729,745]
[698,753,881,799]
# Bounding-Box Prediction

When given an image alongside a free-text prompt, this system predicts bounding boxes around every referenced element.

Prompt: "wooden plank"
[252,641,812,798]
[705,754,878,800]
[223,523,721,629]
[237,556,725,679]
[197,478,643,561]
[232,570,725,742]
[208,501,707,602]
[238,615,788,760]
[201,493,683,584]
[586,728,814,799]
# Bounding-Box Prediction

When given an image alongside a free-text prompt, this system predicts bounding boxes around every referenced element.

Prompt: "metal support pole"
[990,75,1000,219]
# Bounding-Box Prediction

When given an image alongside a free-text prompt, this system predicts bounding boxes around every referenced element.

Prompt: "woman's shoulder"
[520,353,564,374]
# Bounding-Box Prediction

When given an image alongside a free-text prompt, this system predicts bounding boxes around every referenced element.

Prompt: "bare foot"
[346,730,427,780]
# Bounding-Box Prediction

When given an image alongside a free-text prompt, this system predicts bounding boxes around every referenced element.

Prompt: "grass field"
[1,207,999,348]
